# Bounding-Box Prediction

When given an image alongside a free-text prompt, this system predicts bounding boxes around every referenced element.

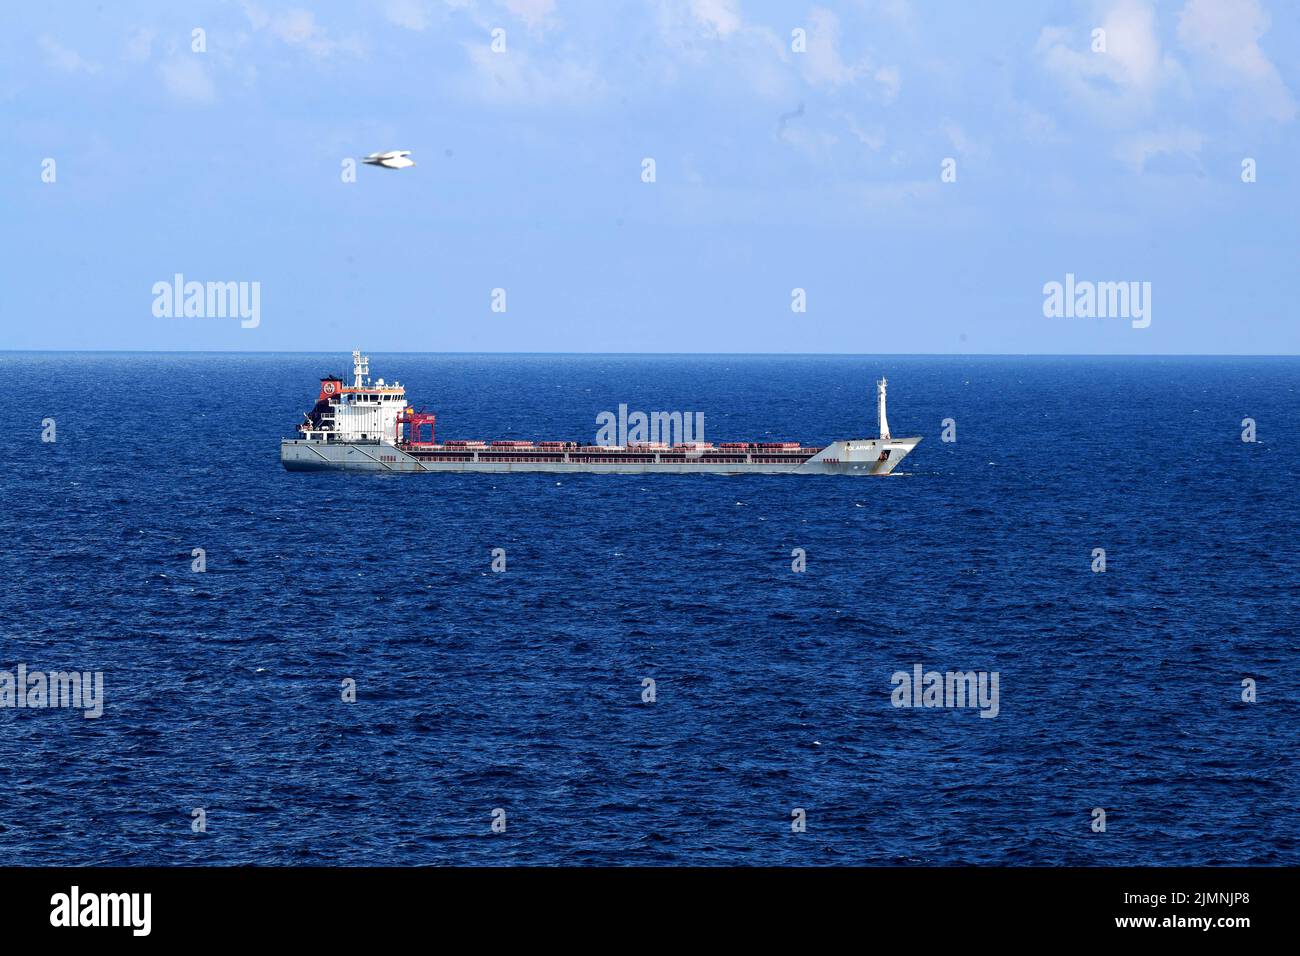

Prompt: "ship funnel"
[877,378,891,440]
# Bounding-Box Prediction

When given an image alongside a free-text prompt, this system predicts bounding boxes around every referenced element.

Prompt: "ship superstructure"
[297,350,412,445]
[282,351,920,475]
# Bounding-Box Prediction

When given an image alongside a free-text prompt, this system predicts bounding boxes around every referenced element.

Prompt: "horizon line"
[1,349,1298,359]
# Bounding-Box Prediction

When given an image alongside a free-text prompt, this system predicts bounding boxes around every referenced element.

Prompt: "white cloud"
[459,42,603,105]
[941,119,987,159]
[800,8,900,101]
[1036,0,1294,137]
[159,58,217,104]
[1101,0,1163,88]
[656,0,791,99]
[505,0,558,31]
[1114,127,1204,172]
[691,0,742,38]
[840,112,885,151]
[869,0,914,28]
[1008,101,1065,145]
[40,36,100,74]
[382,0,433,31]
[873,65,900,101]
[243,4,364,57]
[802,8,863,86]
[1177,0,1295,122]
[1036,0,1181,120]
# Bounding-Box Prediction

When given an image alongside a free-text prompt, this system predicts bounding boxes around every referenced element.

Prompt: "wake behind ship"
[280,352,921,475]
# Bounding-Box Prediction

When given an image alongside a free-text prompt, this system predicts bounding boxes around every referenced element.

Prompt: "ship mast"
[877,378,891,440]
[352,349,370,388]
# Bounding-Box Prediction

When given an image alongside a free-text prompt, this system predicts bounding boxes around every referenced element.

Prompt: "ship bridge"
[298,350,409,444]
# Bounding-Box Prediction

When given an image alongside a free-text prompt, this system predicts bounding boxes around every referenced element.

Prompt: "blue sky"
[3,0,1298,353]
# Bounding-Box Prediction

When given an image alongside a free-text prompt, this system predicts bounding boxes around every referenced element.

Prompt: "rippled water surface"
[1,353,1296,865]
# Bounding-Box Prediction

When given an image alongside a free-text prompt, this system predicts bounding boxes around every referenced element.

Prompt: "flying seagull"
[362,150,415,170]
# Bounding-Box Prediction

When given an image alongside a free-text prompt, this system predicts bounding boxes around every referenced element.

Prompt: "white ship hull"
[281,437,921,475]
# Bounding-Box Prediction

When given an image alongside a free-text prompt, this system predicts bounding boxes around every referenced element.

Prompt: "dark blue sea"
[1,353,1296,866]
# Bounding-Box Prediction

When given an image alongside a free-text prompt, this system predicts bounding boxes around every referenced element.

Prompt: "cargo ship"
[280,351,920,475]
